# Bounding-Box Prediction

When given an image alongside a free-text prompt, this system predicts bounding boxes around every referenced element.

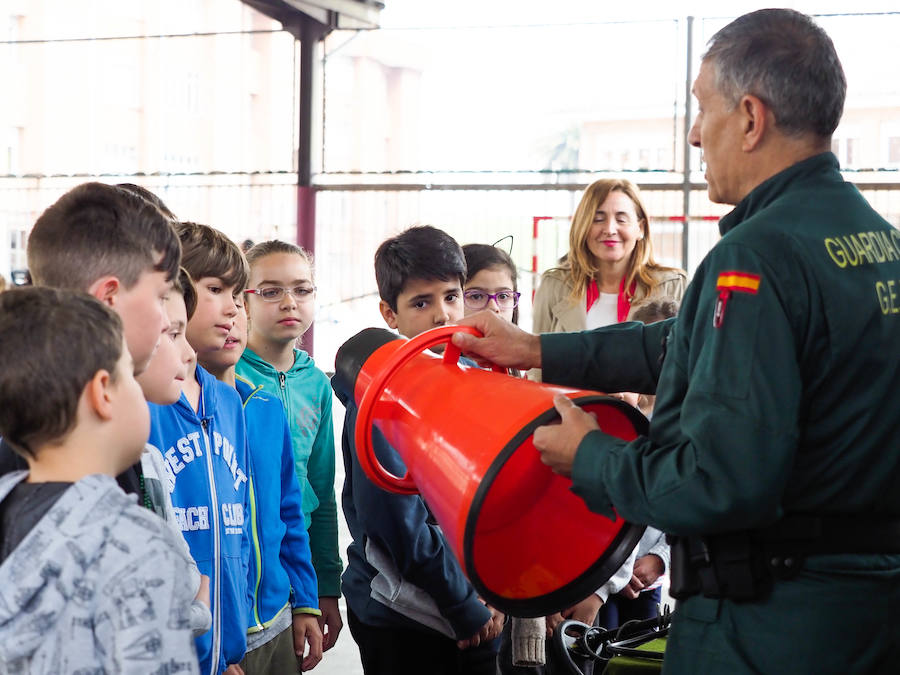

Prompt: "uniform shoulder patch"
[716,270,761,294]
[713,271,761,328]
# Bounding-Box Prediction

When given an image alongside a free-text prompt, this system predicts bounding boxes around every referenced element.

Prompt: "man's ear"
[379,300,399,329]
[740,94,770,152]
[87,276,122,307]
[85,369,114,421]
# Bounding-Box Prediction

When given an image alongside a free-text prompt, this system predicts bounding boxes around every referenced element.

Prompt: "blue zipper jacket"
[147,365,252,675]
[236,347,342,597]
[236,376,320,647]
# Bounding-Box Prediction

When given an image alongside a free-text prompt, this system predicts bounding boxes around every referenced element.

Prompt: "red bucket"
[335,325,646,617]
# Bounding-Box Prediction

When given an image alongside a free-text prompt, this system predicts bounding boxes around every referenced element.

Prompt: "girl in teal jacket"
[236,240,343,650]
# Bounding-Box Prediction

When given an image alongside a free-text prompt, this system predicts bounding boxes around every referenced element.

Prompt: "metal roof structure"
[237,0,383,354]
[240,0,383,35]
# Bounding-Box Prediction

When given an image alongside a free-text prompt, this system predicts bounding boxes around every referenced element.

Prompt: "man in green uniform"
[453,9,900,673]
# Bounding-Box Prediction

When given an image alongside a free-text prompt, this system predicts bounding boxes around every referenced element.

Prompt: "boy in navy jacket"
[200,289,323,674]
[333,226,504,675]
[148,222,253,675]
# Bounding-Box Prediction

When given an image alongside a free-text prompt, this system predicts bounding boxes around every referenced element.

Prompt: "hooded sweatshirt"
[236,347,341,597]
[147,365,252,675]
[236,376,320,651]
[331,375,491,640]
[0,472,199,674]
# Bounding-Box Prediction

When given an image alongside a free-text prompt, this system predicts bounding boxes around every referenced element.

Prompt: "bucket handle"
[354,324,502,494]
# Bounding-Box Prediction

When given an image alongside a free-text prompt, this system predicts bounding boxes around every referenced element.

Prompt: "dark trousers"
[596,587,661,630]
[347,607,498,675]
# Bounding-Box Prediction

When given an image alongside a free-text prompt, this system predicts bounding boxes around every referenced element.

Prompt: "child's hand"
[633,554,665,587]
[622,553,666,599]
[620,578,642,599]
[195,574,210,609]
[456,625,483,650]
[317,596,343,651]
[293,613,324,671]
[545,594,603,636]
[457,604,504,651]
[483,605,505,642]
[564,595,603,626]
[544,612,565,637]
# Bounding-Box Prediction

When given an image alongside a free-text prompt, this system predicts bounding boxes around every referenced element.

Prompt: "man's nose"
[688,118,701,148]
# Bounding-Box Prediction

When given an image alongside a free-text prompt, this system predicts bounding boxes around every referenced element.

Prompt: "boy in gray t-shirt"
[0,288,199,674]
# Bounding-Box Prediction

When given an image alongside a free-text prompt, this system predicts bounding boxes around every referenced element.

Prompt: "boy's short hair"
[116,183,177,220]
[174,267,198,320]
[27,182,181,291]
[375,226,467,311]
[175,222,249,292]
[0,287,124,457]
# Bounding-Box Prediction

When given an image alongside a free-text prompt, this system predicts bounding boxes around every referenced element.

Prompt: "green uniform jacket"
[236,347,343,597]
[541,153,900,673]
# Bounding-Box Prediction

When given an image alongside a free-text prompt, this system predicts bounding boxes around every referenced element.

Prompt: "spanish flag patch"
[716,271,761,294]
[713,271,761,328]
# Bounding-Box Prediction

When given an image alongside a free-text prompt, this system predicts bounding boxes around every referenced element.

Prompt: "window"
[889,137,900,165]
[845,138,857,167]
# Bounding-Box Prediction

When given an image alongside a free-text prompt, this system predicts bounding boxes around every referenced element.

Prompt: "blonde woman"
[533,179,686,339]
[532,181,685,657]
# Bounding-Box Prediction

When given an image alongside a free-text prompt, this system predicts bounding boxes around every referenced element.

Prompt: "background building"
[2,1,900,369]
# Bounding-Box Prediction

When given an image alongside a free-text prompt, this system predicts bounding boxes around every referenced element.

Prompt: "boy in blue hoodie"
[236,241,343,650]
[147,222,253,675]
[201,288,324,673]
[331,226,504,675]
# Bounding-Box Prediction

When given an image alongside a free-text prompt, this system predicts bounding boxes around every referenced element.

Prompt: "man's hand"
[533,395,600,477]
[451,310,542,370]
[223,665,244,675]
[457,604,505,650]
[317,596,343,651]
[293,613,324,671]
[544,594,603,636]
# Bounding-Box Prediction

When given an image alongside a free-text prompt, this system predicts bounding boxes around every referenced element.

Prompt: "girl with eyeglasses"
[235,240,345,657]
[462,244,521,324]
[462,244,523,379]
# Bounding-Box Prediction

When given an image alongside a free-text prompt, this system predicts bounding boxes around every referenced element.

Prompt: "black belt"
[669,514,900,602]
[758,514,900,555]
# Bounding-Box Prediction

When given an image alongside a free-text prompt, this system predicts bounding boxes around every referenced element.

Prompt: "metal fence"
[3,175,900,369]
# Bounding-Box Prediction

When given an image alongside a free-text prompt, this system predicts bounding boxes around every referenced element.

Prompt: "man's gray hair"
[704,9,846,139]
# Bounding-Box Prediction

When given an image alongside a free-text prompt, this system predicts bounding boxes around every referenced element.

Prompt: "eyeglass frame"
[244,285,317,303]
[462,289,521,310]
